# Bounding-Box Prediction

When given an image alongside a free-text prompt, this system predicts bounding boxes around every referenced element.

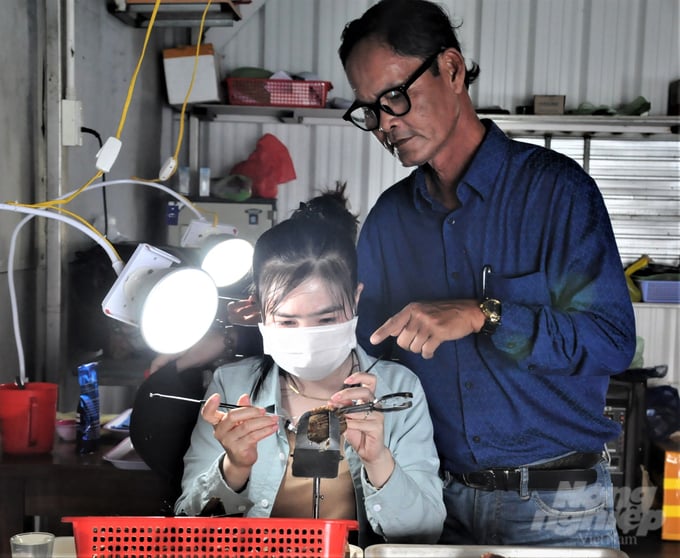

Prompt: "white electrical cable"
[8,214,31,384]
[1,204,126,385]
[1,204,125,272]
[3,179,206,385]
[78,179,205,221]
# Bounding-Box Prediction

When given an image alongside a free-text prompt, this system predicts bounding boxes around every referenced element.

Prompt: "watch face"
[482,299,501,322]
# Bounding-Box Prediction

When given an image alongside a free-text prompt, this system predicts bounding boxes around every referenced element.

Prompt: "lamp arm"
[1,204,126,386]
[2,180,207,385]
[72,179,205,221]
[1,204,124,273]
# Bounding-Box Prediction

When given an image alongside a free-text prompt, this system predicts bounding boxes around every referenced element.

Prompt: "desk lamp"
[101,242,218,355]
[1,203,215,385]
[179,219,254,289]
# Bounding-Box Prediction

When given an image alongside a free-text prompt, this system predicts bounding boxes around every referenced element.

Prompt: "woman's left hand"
[330,372,395,489]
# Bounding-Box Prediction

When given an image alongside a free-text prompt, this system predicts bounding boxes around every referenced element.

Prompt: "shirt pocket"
[488,270,552,306]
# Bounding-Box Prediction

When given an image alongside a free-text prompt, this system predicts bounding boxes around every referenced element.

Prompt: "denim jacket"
[175,345,445,546]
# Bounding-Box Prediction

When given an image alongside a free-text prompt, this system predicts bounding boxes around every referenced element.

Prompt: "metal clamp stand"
[291,409,342,518]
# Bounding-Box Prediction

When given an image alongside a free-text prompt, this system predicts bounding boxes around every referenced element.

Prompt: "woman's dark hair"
[253,183,359,322]
[338,0,480,88]
[251,184,359,396]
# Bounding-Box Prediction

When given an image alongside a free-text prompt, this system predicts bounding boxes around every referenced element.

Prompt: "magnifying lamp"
[2,183,235,384]
[180,219,254,289]
[102,243,219,354]
[200,237,254,289]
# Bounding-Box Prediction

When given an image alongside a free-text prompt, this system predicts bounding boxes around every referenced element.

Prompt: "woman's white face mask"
[258,317,358,381]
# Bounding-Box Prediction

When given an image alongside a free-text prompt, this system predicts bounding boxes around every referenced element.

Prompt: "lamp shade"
[139,268,218,354]
[200,237,254,288]
[102,243,219,354]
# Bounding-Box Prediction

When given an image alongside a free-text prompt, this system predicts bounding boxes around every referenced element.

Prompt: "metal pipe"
[313,477,321,518]
[65,0,76,100]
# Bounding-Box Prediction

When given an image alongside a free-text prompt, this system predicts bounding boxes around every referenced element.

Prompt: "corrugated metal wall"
[515,135,680,266]
[634,304,680,380]
[195,0,679,266]
[212,0,679,114]
[190,0,680,384]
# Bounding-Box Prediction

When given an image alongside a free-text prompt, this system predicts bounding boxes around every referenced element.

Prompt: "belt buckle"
[463,470,497,491]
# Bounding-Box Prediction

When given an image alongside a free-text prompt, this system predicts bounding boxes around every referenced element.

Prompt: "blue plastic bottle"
[76,361,100,454]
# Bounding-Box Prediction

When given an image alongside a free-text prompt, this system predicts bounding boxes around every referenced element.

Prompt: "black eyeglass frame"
[335,392,413,415]
[342,48,446,131]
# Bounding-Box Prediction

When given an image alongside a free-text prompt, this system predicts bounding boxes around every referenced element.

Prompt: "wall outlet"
[61,99,83,146]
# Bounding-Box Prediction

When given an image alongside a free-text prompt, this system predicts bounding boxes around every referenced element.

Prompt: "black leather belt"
[446,452,601,492]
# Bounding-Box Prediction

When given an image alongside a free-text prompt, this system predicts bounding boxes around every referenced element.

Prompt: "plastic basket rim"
[62,516,358,558]
[226,77,332,86]
[63,516,357,526]
[635,276,680,302]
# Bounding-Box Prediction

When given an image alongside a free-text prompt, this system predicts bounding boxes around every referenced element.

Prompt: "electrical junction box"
[163,43,222,106]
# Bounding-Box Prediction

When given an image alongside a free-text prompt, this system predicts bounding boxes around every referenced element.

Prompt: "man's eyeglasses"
[342,48,445,132]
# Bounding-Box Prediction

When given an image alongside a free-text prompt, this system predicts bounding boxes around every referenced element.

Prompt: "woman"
[175,189,445,545]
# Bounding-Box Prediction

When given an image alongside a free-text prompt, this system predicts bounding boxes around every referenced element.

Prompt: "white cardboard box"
[163,43,221,106]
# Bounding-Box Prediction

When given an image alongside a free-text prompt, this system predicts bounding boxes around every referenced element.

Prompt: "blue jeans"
[439,460,619,548]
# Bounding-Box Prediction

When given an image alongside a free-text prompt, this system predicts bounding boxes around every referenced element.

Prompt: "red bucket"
[0,382,58,454]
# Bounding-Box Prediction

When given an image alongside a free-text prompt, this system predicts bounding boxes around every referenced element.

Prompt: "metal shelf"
[489,114,680,137]
[191,104,345,125]
[190,104,680,137]
[107,1,240,28]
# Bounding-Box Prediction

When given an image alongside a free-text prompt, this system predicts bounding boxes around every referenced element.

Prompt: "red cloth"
[229,134,296,198]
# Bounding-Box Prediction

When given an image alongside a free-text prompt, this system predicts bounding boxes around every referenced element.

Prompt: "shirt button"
[260,499,269,508]
[464,381,473,389]
[472,436,481,443]
[372,504,382,512]
[238,505,246,512]
[448,218,456,225]
[528,364,536,371]
[279,452,286,460]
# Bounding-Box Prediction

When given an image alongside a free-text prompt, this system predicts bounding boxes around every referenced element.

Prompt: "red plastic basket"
[226,77,333,108]
[62,516,358,558]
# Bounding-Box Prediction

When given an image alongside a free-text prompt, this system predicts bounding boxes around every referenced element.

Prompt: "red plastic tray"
[62,516,357,558]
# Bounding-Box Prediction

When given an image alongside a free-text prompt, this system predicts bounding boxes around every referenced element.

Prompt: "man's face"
[344,39,462,168]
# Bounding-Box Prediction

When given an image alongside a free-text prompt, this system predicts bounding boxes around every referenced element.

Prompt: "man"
[339,0,636,548]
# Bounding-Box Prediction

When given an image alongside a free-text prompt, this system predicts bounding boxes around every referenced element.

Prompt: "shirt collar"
[412,119,509,211]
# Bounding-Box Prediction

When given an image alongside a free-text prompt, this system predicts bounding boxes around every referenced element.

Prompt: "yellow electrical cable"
[7,0,213,238]
[13,171,104,209]
[115,0,162,140]
[173,0,213,164]
[26,205,121,261]
[7,0,163,212]
[56,207,120,258]
[135,0,213,182]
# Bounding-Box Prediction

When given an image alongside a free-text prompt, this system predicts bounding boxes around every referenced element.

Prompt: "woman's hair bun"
[291,181,359,243]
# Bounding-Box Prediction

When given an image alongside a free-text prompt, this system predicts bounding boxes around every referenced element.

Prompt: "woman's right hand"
[148,297,260,375]
[202,393,279,491]
[226,296,261,325]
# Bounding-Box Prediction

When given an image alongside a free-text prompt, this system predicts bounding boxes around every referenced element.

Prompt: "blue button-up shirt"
[356,119,636,473]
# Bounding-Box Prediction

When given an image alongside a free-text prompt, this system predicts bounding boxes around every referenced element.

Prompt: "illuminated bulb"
[201,237,254,288]
[139,268,218,354]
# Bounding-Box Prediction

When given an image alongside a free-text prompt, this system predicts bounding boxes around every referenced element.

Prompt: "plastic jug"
[0,382,58,454]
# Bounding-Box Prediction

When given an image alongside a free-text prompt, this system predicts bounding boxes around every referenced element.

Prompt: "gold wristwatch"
[479,298,502,335]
